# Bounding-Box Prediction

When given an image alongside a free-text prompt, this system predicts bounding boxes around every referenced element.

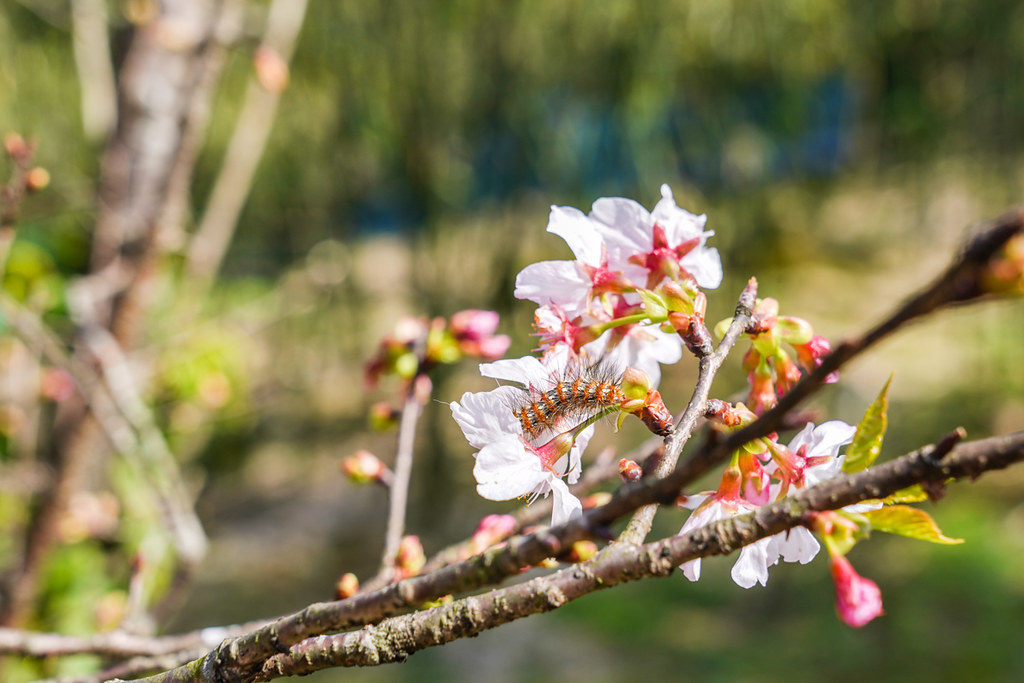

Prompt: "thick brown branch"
[245,430,1024,680]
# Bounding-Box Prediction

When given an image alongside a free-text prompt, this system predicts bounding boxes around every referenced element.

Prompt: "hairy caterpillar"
[511,361,626,440]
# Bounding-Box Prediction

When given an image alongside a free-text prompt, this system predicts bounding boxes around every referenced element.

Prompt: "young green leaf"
[864,505,964,545]
[843,374,892,473]
[880,484,929,505]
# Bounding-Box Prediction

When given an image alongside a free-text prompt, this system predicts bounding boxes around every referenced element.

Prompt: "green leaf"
[881,484,929,504]
[864,505,964,545]
[843,373,892,473]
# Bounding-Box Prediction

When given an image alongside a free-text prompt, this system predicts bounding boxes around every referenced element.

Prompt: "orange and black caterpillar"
[512,362,626,439]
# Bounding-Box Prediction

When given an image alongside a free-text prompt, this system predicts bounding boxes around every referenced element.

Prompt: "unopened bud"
[368,401,400,431]
[395,535,425,578]
[341,450,389,485]
[254,46,289,93]
[639,389,674,436]
[25,166,50,191]
[620,366,653,399]
[470,514,516,552]
[565,540,598,563]
[618,458,643,482]
[581,492,612,509]
[704,398,744,426]
[335,572,359,599]
[412,374,433,405]
[3,132,28,159]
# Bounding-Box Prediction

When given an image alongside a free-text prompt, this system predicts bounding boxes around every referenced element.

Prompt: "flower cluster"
[451,185,723,525]
[516,184,722,381]
[364,310,510,389]
[447,186,891,628]
[714,297,835,414]
[677,417,884,626]
[678,420,862,586]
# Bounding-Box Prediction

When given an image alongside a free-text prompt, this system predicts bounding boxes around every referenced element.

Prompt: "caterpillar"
[511,361,626,440]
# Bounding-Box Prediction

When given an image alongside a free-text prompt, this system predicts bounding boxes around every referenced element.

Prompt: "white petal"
[547,476,583,526]
[680,558,702,582]
[450,389,521,449]
[773,527,820,565]
[514,260,591,317]
[546,205,605,265]
[473,437,543,501]
[651,190,708,243]
[589,196,653,257]
[479,355,549,388]
[730,539,773,588]
[682,245,724,290]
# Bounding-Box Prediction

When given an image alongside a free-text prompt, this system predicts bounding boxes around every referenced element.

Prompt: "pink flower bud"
[471,514,516,552]
[40,367,75,402]
[581,492,613,509]
[395,535,426,579]
[25,166,50,191]
[450,309,500,340]
[254,46,289,93]
[341,450,387,484]
[830,554,883,628]
[747,369,778,415]
[450,310,511,360]
[618,458,643,482]
[368,401,400,431]
[794,335,839,383]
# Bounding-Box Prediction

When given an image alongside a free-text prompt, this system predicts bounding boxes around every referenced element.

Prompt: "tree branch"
[616,277,756,544]
[241,430,1024,681]
[77,206,1023,680]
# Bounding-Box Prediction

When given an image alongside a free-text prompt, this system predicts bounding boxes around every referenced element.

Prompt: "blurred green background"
[1,1,1023,681]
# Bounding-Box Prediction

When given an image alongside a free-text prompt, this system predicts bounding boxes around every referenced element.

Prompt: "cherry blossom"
[450,347,594,526]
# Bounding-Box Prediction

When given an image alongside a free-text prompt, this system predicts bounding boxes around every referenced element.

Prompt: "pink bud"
[618,458,643,482]
[450,310,510,360]
[449,309,499,340]
[830,554,883,628]
[581,492,612,509]
[341,450,387,484]
[794,335,838,383]
[471,514,516,552]
[25,166,50,191]
[254,46,289,93]
[395,535,426,578]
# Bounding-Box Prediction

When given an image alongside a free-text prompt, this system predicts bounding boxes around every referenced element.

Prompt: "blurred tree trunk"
[1,0,228,628]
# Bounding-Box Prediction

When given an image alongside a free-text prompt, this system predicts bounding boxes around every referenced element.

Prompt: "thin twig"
[616,277,757,545]
[185,0,310,283]
[366,386,423,590]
